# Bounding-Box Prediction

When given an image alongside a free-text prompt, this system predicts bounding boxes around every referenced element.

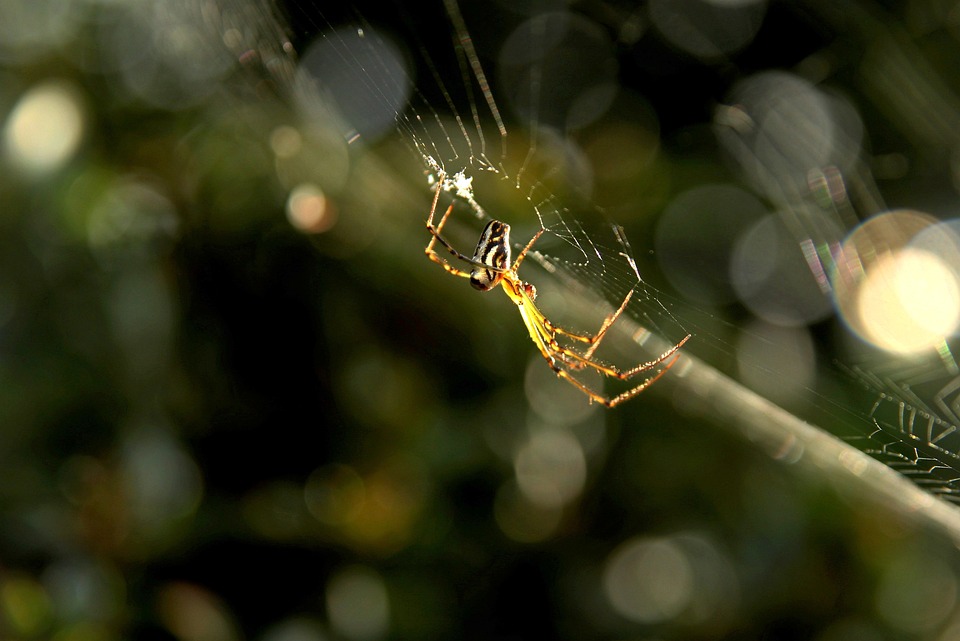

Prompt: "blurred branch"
[605,300,960,546]
[677,353,960,532]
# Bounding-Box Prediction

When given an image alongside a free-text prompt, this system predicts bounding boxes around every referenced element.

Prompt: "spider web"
[211,0,960,506]
[273,0,691,361]
[833,356,960,502]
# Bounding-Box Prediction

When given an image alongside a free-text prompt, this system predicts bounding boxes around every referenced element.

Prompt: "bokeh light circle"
[513,428,587,508]
[157,582,239,641]
[524,355,598,424]
[298,27,411,143]
[656,183,769,305]
[717,72,864,202]
[120,427,203,536]
[499,12,617,131]
[603,536,694,623]
[603,532,741,627]
[287,183,338,234]
[831,210,957,354]
[4,81,85,175]
[875,550,957,634]
[730,211,839,326]
[102,4,234,110]
[326,566,390,641]
[910,218,960,283]
[857,249,959,352]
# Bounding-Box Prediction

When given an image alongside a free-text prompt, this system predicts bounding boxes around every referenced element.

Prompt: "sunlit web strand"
[441,0,507,165]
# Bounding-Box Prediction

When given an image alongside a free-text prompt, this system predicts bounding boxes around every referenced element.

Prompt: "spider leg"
[522,287,690,380]
[603,353,683,408]
[516,288,686,407]
[425,202,476,279]
[547,339,684,407]
[534,334,683,408]
[580,289,633,360]
[547,289,635,358]
[425,170,469,265]
[425,170,447,229]
[553,368,618,407]
[510,243,632,371]
[550,332,690,380]
[546,289,691,375]
[556,354,682,407]
[510,227,545,271]
[613,334,691,379]
[516,303,619,406]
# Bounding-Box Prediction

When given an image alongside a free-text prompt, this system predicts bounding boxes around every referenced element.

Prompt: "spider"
[424,173,691,407]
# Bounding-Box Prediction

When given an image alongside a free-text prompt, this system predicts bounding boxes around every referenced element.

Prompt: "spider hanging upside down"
[424,173,691,408]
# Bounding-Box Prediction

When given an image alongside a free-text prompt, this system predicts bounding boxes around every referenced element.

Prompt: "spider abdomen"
[469,220,511,291]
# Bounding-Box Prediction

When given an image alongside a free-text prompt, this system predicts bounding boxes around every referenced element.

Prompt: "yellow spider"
[424,173,690,407]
